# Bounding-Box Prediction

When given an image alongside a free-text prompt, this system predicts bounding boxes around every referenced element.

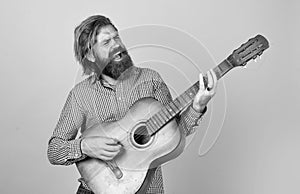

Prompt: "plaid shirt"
[47,66,206,193]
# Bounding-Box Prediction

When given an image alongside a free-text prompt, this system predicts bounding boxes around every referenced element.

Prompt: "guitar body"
[76,97,186,194]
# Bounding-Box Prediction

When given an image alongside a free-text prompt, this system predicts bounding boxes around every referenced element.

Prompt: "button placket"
[115,82,125,120]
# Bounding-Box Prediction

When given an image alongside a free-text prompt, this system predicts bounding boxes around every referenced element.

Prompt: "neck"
[101,74,118,86]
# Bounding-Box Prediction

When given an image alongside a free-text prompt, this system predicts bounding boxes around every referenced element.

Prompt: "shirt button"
[75,153,79,157]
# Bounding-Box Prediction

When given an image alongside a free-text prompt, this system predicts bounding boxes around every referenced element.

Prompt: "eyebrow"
[99,32,119,42]
[101,31,112,35]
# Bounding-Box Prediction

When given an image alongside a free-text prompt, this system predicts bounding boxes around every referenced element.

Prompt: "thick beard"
[102,51,133,79]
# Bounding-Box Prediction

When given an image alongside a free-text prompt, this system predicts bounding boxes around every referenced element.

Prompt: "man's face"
[91,25,133,79]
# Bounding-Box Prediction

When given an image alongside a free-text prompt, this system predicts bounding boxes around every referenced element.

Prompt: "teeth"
[114,52,121,57]
[113,52,122,61]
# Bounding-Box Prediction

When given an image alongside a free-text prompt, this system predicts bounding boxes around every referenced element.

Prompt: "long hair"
[74,15,118,75]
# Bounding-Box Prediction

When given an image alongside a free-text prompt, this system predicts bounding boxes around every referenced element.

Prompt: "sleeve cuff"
[182,105,207,136]
[67,138,86,162]
[188,105,207,119]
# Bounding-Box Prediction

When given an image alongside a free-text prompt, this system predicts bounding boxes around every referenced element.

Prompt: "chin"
[102,52,133,79]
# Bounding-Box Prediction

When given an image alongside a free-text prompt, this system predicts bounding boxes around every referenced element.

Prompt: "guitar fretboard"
[146,58,235,136]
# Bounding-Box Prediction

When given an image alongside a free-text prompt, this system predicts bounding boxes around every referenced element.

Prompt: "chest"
[85,80,155,123]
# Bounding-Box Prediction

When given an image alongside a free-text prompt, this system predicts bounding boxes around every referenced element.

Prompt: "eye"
[103,40,110,46]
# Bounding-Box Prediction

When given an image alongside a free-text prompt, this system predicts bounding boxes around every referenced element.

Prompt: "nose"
[111,41,120,50]
[110,40,123,54]
[111,38,121,49]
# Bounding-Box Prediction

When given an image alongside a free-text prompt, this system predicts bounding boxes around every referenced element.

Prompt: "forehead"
[96,25,118,41]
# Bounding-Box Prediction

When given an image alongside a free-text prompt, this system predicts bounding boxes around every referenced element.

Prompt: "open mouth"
[112,51,124,62]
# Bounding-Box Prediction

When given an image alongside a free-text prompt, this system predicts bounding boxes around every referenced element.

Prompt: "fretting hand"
[192,69,218,112]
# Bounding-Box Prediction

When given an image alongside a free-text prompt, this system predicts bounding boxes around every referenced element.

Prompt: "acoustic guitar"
[76,34,269,194]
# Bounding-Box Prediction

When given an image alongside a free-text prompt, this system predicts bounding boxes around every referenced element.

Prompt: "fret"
[177,96,187,106]
[186,88,195,99]
[146,121,155,133]
[158,109,168,121]
[213,66,222,78]
[191,85,198,94]
[157,113,166,128]
[188,86,194,94]
[159,113,165,124]
[155,113,164,126]
[152,117,160,130]
[164,106,173,119]
[151,116,159,128]
[186,90,192,98]
[148,118,157,131]
[169,102,178,113]
[149,124,156,133]
[182,92,192,102]
[162,106,171,119]
[173,99,182,111]
[195,82,200,90]
[189,86,199,97]
[152,114,160,129]
[162,108,170,120]
[165,104,173,115]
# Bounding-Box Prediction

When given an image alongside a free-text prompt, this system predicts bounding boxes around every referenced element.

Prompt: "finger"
[199,73,205,91]
[209,69,218,93]
[105,137,119,145]
[103,144,122,152]
[99,155,113,161]
[101,150,120,158]
[207,70,213,90]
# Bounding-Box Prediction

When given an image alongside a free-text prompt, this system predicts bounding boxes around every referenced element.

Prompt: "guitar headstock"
[227,34,269,67]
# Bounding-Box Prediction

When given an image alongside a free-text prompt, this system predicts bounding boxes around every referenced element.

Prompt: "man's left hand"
[192,69,218,112]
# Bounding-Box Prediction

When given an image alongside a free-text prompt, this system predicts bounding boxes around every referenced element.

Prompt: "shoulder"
[134,66,163,81]
[69,75,95,97]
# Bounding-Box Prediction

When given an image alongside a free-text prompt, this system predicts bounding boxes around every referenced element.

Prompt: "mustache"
[109,47,128,59]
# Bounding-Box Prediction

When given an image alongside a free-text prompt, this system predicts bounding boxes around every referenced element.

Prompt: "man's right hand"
[81,136,122,161]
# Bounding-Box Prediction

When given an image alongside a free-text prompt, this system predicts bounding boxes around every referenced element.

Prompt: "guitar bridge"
[106,160,123,179]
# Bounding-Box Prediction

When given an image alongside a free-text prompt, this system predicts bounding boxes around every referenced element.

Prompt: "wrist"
[80,137,87,155]
[192,104,207,113]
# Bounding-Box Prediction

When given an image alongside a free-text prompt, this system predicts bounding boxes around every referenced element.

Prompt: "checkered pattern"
[48,66,206,193]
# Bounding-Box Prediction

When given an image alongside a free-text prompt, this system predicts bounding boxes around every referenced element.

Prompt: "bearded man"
[47,15,217,194]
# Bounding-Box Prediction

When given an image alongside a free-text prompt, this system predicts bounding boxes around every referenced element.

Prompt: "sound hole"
[133,125,151,145]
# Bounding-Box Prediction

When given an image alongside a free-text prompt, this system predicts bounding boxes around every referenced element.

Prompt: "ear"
[82,50,97,75]
[85,50,95,62]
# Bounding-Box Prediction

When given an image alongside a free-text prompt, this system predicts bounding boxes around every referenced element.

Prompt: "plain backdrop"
[0,0,299,193]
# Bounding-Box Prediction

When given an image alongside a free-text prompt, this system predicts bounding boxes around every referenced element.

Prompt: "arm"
[47,90,87,165]
[151,70,206,137]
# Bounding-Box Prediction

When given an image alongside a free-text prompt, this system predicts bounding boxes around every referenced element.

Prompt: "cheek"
[95,48,110,60]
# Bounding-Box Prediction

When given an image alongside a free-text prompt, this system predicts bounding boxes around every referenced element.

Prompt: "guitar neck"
[147,57,235,136]
[211,57,236,81]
